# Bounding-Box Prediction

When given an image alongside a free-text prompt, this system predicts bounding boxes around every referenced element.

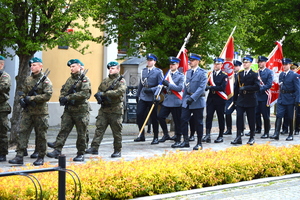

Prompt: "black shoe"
[295,131,299,135]
[247,137,255,145]
[245,132,251,136]
[24,149,28,156]
[158,135,171,143]
[241,132,244,136]
[281,130,288,135]
[30,151,39,159]
[223,130,232,135]
[170,135,177,140]
[134,136,145,142]
[147,130,152,134]
[178,141,190,148]
[231,136,242,144]
[9,156,24,165]
[189,135,195,141]
[214,136,223,143]
[0,155,6,162]
[261,133,269,139]
[73,154,84,162]
[47,141,56,148]
[270,134,279,140]
[33,157,44,166]
[151,138,159,145]
[254,130,261,134]
[193,144,202,150]
[85,147,98,155]
[286,135,293,141]
[111,151,121,158]
[202,135,211,143]
[46,149,61,159]
[171,142,181,148]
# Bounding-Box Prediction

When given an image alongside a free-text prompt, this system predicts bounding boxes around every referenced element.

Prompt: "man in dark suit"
[202,58,228,143]
[224,60,242,135]
[178,53,207,150]
[254,56,274,139]
[270,58,300,141]
[157,57,184,146]
[134,53,164,144]
[231,55,260,145]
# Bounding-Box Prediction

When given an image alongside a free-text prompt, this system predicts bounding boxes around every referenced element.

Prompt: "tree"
[92,0,257,67]
[0,0,98,144]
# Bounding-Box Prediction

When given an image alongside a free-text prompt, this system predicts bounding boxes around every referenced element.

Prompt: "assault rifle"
[60,69,89,107]
[19,69,51,110]
[94,71,127,104]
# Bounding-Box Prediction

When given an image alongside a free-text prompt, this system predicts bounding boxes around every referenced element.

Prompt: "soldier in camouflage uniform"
[86,61,126,157]
[0,56,11,162]
[47,59,91,162]
[9,57,53,166]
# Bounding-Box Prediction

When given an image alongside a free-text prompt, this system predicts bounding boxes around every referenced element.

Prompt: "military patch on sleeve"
[83,80,87,82]
[2,75,8,77]
[45,81,49,84]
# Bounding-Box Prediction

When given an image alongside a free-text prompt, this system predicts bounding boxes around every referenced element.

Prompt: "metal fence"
[0,155,81,200]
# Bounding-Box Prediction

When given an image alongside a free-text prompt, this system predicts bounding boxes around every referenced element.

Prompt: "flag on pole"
[220,36,235,99]
[266,41,284,106]
[178,48,189,74]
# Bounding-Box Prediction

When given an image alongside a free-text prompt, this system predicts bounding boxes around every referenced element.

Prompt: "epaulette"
[253,70,258,73]
[238,69,244,72]
[221,71,227,75]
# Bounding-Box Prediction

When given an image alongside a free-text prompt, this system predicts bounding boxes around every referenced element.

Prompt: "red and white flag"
[208,71,228,100]
[266,41,284,106]
[220,36,234,99]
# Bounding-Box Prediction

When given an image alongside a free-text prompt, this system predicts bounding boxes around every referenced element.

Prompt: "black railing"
[0,155,81,200]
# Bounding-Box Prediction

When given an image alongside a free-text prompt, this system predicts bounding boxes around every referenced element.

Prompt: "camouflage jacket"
[0,71,11,113]
[99,73,126,114]
[60,71,91,113]
[20,71,53,115]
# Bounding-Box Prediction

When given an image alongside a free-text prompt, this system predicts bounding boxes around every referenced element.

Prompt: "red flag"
[221,36,234,99]
[178,48,189,74]
[165,72,182,100]
[266,41,284,106]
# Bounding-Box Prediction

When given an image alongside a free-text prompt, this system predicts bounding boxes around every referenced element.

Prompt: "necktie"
[171,73,173,77]
[244,71,247,76]
[191,70,194,77]
[213,71,216,76]
[148,69,150,74]
[283,72,286,78]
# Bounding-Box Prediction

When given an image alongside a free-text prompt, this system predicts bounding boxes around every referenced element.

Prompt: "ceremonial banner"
[178,48,189,74]
[266,41,284,106]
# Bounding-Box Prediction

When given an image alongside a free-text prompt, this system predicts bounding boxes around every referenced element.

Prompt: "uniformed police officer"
[47,59,91,162]
[291,63,300,135]
[85,61,126,157]
[224,60,242,135]
[255,56,274,138]
[175,53,207,150]
[270,58,300,141]
[231,55,260,145]
[202,58,228,143]
[157,57,184,146]
[0,56,11,162]
[134,53,164,144]
[9,57,53,166]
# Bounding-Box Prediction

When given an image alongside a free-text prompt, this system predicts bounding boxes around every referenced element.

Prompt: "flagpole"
[219,26,236,57]
[176,32,191,58]
[267,36,285,58]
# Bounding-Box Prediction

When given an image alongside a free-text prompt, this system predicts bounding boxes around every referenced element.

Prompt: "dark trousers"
[136,100,159,137]
[158,105,181,134]
[181,107,204,138]
[206,102,225,131]
[236,105,256,132]
[255,100,271,132]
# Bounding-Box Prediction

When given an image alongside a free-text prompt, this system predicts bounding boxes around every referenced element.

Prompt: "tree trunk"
[9,54,33,145]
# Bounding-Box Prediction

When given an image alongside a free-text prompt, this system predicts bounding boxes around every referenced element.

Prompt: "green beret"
[29,57,42,67]
[107,61,119,69]
[0,56,6,60]
[67,59,84,67]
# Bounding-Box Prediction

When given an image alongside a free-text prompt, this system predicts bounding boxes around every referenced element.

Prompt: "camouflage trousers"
[90,109,123,152]
[54,111,89,155]
[17,113,49,157]
[0,112,10,156]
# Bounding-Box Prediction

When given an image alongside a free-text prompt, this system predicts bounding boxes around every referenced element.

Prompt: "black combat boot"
[33,157,44,166]
[286,120,294,141]
[193,136,203,150]
[270,117,282,140]
[231,130,243,144]
[0,155,6,162]
[202,129,211,143]
[73,154,84,162]
[9,155,24,165]
[30,151,39,158]
[151,137,159,145]
[134,132,145,142]
[178,135,190,148]
[158,129,171,142]
[47,141,56,148]
[85,147,99,155]
[214,130,224,143]
[46,149,61,159]
[111,151,121,158]
[171,134,182,148]
[223,114,232,135]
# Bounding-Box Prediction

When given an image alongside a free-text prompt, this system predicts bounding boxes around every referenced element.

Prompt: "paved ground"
[1,113,300,199]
